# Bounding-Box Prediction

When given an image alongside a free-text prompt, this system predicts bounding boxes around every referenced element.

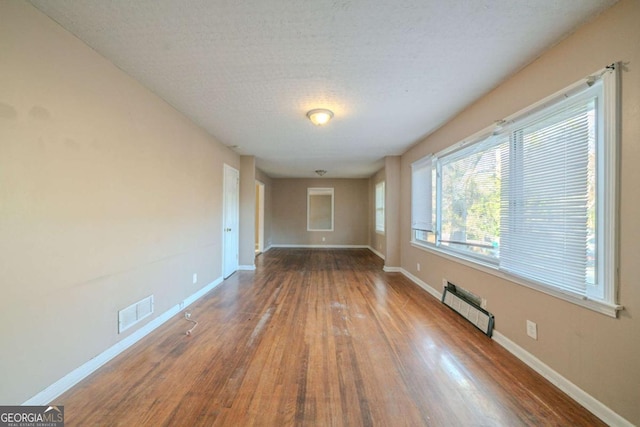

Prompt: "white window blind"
[411,155,433,232]
[500,94,596,295]
[375,181,385,232]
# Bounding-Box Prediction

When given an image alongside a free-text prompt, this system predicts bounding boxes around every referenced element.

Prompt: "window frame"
[375,181,385,234]
[410,65,621,317]
[307,187,334,232]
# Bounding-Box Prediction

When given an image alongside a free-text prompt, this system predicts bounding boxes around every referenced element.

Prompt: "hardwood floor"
[56,249,604,426]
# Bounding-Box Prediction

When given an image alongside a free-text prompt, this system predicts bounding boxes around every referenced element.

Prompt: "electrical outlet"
[442,278,448,288]
[481,298,487,309]
[185,311,191,319]
[526,320,538,340]
[192,273,197,284]
[322,237,326,242]
[417,263,421,272]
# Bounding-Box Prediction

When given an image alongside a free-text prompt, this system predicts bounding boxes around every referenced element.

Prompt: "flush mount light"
[306,109,334,126]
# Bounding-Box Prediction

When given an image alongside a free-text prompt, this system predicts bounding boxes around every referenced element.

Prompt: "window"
[307,188,334,231]
[411,65,620,315]
[375,181,385,233]
[439,136,504,260]
[411,156,432,229]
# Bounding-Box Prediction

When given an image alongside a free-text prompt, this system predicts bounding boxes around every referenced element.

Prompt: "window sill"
[410,241,623,318]
[375,230,385,235]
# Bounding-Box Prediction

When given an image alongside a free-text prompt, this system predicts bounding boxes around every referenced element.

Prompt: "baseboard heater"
[442,282,494,337]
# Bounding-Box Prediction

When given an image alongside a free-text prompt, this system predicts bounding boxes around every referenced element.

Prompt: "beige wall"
[271,178,369,246]
[383,156,401,268]
[255,183,260,247]
[239,156,256,266]
[370,169,386,257]
[0,2,239,404]
[400,0,640,423]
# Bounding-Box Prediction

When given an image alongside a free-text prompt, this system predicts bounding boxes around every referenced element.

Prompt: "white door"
[223,164,239,278]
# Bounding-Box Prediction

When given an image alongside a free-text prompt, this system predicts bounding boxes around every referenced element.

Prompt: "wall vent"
[118,295,154,334]
[442,283,494,337]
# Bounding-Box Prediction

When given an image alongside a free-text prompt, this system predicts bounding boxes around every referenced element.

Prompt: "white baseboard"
[400,268,442,300]
[382,266,402,272]
[271,244,370,249]
[182,277,223,308]
[492,331,633,427]
[367,246,385,260]
[399,268,632,427]
[238,264,256,271]
[23,276,224,406]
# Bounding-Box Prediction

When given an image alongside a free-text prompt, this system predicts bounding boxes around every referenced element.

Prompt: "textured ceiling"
[30,0,616,178]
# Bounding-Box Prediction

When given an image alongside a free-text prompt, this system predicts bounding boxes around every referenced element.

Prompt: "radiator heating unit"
[442,282,494,337]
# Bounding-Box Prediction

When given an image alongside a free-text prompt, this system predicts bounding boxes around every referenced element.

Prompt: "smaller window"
[375,181,385,233]
[307,188,334,231]
[412,155,436,244]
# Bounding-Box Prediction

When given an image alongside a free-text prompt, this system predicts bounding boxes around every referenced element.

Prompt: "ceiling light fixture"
[315,169,327,176]
[306,109,334,126]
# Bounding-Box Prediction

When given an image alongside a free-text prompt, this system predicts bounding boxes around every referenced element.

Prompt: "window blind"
[411,155,433,232]
[500,97,595,294]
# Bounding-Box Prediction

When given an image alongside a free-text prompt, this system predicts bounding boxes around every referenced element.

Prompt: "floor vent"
[118,295,154,334]
[442,283,494,337]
